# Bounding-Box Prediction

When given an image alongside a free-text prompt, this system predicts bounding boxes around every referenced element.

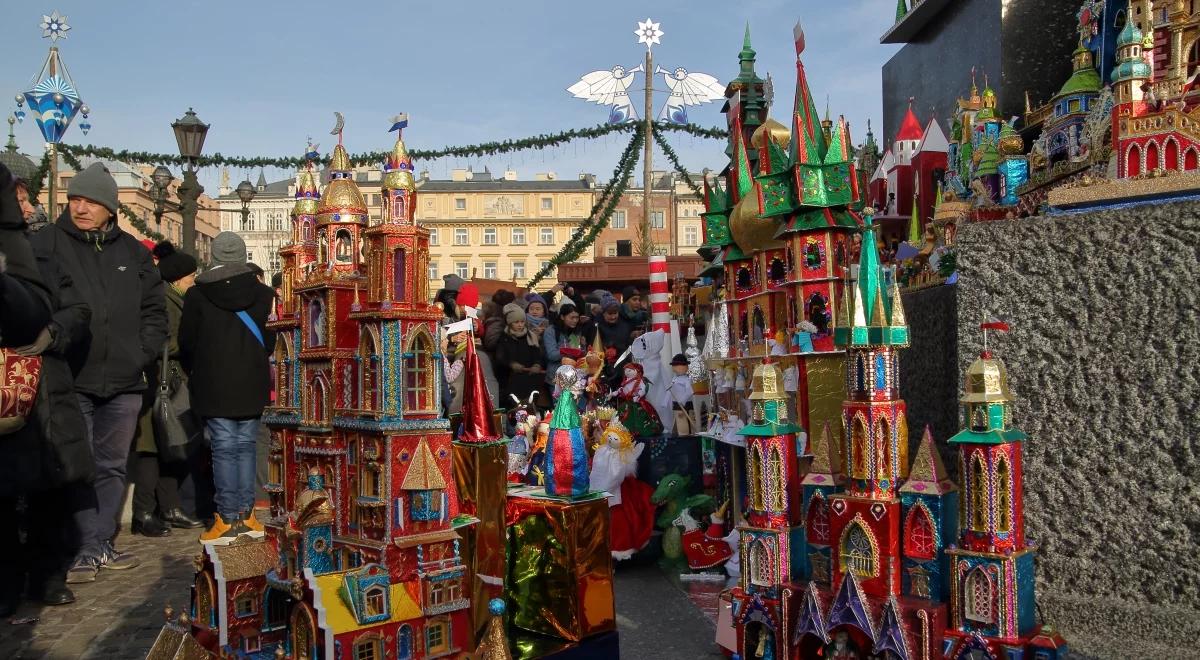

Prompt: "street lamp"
[151,165,174,230]
[235,179,256,231]
[171,108,210,257]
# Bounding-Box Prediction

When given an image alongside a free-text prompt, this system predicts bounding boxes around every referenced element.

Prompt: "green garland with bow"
[525,126,644,288]
[56,122,726,170]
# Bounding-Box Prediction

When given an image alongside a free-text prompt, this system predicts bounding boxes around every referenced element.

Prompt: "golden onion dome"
[294,170,319,216]
[382,135,416,191]
[728,195,784,253]
[998,123,1024,156]
[961,355,1014,404]
[294,468,334,526]
[750,117,790,150]
[318,144,368,223]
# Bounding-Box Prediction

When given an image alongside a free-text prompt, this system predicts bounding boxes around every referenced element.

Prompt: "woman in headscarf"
[496,303,545,406]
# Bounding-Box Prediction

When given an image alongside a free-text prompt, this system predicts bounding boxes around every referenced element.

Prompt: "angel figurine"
[589,420,654,559]
[656,65,725,124]
[568,64,645,124]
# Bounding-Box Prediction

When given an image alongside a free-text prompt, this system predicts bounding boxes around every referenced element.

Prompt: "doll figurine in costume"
[524,411,552,487]
[506,393,538,483]
[588,419,654,559]
[543,364,590,497]
[659,353,696,436]
[611,362,664,437]
[681,501,739,576]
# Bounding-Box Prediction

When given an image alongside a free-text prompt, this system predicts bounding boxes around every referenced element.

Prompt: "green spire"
[735,133,755,200]
[908,193,921,245]
[834,211,910,348]
[743,23,753,51]
[896,0,908,22]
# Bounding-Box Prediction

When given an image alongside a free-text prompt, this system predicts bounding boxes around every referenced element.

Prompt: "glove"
[14,325,52,356]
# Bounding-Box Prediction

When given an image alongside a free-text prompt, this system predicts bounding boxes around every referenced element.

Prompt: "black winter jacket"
[30,213,167,397]
[179,269,276,419]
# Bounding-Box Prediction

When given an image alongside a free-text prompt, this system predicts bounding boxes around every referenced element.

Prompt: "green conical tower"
[896,0,908,22]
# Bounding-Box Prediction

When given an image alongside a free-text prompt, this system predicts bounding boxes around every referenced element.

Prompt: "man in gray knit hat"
[31,161,167,582]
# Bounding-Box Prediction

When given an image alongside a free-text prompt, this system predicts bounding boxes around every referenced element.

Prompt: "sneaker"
[242,512,265,534]
[199,514,233,543]
[99,541,140,571]
[66,556,100,584]
[200,514,252,545]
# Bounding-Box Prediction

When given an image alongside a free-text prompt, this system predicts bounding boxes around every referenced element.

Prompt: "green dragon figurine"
[650,473,714,571]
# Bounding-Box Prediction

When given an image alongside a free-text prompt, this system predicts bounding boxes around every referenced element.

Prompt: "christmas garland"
[525,126,644,288]
[57,122,727,170]
[652,124,703,197]
[25,151,53,201]
[59,147,165,242]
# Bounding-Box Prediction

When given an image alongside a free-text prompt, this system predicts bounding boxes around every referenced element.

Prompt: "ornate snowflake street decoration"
[40,11,70,41]
[635,18,663,49]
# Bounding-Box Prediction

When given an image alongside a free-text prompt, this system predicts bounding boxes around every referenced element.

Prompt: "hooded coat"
[179,268,276,419]
[30,212,167,398]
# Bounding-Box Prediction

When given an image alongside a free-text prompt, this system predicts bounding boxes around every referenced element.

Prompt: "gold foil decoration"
[453,441,509,645]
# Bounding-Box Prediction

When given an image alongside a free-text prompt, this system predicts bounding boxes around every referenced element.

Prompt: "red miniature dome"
[896,99,924,142]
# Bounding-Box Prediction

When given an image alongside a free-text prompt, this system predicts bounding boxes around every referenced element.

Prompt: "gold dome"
[383,135,417,191]
[728,195,784,253]
[318,145,368,221]
[294,467,334,526]
[751,118,790,150]
[961,355,1014,404]
[294,170,319,216]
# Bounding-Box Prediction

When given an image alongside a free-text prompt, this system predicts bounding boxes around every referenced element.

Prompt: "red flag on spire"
[793,21,805,56]
[980,317,1010,332]
[458,339,499,443]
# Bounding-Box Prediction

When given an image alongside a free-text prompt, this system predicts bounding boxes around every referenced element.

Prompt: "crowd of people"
[434,274,657,415]
[0,161,276,616]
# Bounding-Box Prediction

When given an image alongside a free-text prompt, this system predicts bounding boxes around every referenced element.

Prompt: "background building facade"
[415,168,596,292]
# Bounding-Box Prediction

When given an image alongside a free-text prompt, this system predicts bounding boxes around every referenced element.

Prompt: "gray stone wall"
[943,204,1200,658]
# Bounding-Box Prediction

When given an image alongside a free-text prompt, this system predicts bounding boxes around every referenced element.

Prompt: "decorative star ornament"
[635,18,663,50]
[40,11,70,42]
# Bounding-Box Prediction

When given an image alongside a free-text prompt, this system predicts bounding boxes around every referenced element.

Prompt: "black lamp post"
[171,108,209,257]
[235,179,256,230]
[151,165,174,231]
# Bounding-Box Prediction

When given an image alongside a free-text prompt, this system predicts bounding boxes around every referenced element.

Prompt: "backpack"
[0,349,41,433]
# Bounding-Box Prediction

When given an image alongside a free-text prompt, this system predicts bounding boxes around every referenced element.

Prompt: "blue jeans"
[205,417,260,521]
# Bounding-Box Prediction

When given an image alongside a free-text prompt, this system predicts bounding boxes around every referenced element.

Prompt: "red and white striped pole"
[648,255,671,334]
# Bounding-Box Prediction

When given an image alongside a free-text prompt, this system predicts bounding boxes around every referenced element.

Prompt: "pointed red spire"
[896,97,924,142]
[458,340,499,443]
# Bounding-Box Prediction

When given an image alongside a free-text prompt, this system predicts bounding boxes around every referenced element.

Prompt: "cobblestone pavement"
[0,526,201,660]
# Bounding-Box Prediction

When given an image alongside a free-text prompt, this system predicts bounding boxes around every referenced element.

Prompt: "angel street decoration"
[568,64,645,124]
[657,65,725,124]
[568,18,723,125]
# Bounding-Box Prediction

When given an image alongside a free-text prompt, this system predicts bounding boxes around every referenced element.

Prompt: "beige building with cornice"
[415,168,597,292]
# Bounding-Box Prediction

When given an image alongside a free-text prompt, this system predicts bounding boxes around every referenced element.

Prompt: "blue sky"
[2,1,898,190]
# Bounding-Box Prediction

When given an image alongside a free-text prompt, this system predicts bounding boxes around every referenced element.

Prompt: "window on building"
[996,456,1011,533]
[428,262,439,281]
[539,227,554,244]
[606,245,617,257]
[429,580,446,606]
[612,210,626,229]
[511,227,526,244]
[541,197,553,210]
[971,455,988,532]
[454,198,466,210]
[540,260,551,271]
[483,227,497,245]
[403,332,433,412]
[964,568,994,623]
[455,262,469,279]
[371,194,381,207]
[651,211,665,229]
[360,464,381,498]
[426,621,449,655]
[235,592,258,618]
[750,540,772,586]
[483,261,497,279]
[247,250,256,265]
[806,494,830,544]
[684,226,699,246]
[429,228,439,245]
[454,228,469,245]
[512,262,525,279]
[841,521,877,579]
[905,505,936,560]
[355,637,381,660]
[411,490,443,521]
[364,586,386,616]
